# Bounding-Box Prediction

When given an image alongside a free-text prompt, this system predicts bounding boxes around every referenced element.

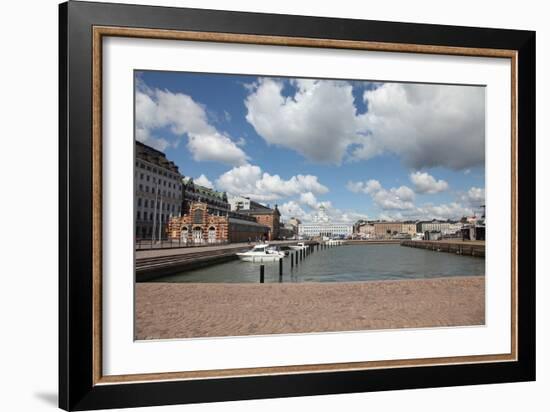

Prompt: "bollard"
[300,250,302,261]
[279,258,283,281]
[260,265,265,283]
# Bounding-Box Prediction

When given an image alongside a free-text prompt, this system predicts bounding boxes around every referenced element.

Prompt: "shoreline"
[136,276,485,340]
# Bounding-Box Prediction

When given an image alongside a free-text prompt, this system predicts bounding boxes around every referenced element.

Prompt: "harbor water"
[150,244,485,283]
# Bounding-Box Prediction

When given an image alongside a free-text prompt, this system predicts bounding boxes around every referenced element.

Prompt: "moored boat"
[288,242,307,251]
[236,244,285,262]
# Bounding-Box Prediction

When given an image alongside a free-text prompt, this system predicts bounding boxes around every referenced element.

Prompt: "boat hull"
[236,254,284,262]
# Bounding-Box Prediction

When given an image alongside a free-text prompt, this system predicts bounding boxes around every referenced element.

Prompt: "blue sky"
[135,70,486,223]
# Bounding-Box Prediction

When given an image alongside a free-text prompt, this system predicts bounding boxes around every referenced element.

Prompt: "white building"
[298,206,353,238]
[228,195,251,211]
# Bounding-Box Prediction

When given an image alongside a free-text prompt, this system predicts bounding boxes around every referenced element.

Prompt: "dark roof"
[182,177,227,201]
[136,141,180,174]
[228,217,270,229]
[239,208,280,216]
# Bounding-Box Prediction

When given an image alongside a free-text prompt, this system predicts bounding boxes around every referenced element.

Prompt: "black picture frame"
[59,1,536,410]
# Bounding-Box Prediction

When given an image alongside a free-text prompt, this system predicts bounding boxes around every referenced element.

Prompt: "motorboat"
[268,245,290,256]
[288,242,307,251]
[236,244,285,262]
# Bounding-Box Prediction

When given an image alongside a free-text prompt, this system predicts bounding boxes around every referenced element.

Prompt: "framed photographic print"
[59,1,536,410]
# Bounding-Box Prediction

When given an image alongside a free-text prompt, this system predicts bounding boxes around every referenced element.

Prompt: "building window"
[144,199,148,208]
[137,211,141,220]
[139,184,143,191]
[146,175,150,182]
[143,212,147,220]
[137,198,142,207]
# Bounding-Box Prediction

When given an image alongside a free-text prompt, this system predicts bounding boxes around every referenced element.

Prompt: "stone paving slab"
[135,276,485,339]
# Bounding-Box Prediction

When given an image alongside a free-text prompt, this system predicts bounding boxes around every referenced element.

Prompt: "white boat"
[288,242,307,251]
[236,244,285,262]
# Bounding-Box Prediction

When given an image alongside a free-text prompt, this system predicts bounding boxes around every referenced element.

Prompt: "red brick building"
[168,202,270,244]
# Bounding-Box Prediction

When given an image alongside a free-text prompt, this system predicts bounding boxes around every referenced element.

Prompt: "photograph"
[134,70,487,340]
[52,1,536,410]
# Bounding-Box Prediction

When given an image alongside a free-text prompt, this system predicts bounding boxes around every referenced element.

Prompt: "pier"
[400,240,485,257]
[136,240,317,281]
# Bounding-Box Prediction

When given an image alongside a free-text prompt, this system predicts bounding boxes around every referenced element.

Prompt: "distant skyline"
[135,70,485,223]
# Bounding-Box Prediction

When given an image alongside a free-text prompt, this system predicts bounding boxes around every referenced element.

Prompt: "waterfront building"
[424,230,442,241]
[287,217,302,235]
[168,202,270,244]
[401,222,418,236]
[229,196,281,240]
[228,195,252,212]
[298,206,353,238]
[279,223,296,239]
[355,222,376,238]
[416,220,452,235]
[135,141,183,240]
[373,222,403,238]
[182,177,229,216]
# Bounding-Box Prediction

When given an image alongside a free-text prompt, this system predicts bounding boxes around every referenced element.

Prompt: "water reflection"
[151,244,485,283]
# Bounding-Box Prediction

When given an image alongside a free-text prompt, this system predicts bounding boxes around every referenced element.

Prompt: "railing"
[135,238,230,250]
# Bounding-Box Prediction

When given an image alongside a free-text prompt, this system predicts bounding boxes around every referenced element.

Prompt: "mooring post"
[279,258,283,281]
[260,265,265,283]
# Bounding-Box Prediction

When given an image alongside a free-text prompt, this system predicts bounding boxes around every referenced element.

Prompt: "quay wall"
[344,240,401,245]
[136,240,317,281]
[400,240,485,257]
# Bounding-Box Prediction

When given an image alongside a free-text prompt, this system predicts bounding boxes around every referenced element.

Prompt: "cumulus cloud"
[299,192,318,209]
[353,83,485,170]
[347,179,415,210]
[216,164,328,202]
[409,171,449,194]
[460,186,485,207]
[279,201,311,221]
[279,199,368,224]
[348,178,477,220]
[244,78,368,164]
[194,174,214,189]
[378,202,474,222]
[136,84,248,166]
[244,79,484,170]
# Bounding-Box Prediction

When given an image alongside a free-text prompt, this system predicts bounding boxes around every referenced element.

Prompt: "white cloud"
[378,202,474,222]
[347,179,415,210]
[279,201,311,221]
[136,86,248,166]
[216,164,329,202]
[415,202,474,220]
[244,78,367,164]
[460,186,485,207]
[194,174,214,189]
[244,79,484,170]
[349,179,477,220]
[410,171,449,194]
[279,199,368,224]
[299,192,318,209]
[346,179,381,194]
[353,83,485,170]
